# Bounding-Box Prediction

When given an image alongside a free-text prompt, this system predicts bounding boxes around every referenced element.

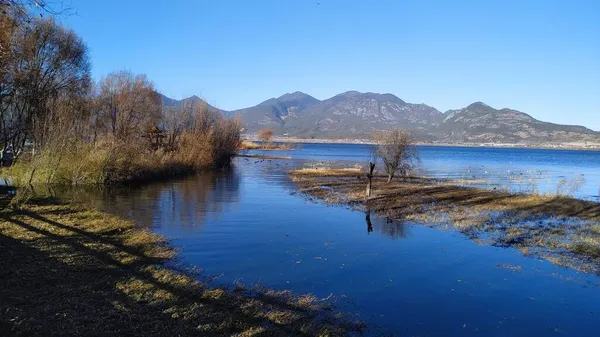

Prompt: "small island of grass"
[289,167,600,274]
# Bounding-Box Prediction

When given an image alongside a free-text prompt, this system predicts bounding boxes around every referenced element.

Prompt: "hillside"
[229,92,320,133]
[160,92,600,146]
[436,102,600,144]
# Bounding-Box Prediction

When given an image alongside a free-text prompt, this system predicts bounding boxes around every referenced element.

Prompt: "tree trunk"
[366,208,373,233]
[365,162,375,198]
[387,172,393,183]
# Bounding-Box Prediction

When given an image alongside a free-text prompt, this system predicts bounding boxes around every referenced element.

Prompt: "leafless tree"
[96,71,161,141]
[258,128,273,143]
[0,17,90,155]
[373,129,419,183]
[161,100,194,150]
[176,101,241,168]
[191,101,219,135]
[0,1,72,19]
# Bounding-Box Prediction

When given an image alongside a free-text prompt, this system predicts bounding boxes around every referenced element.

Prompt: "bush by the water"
[6,106,241,186]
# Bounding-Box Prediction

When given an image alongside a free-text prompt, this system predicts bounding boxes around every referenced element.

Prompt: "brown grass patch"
[239,141,293,151]
[290,169,600,274]
[289,167,363,177]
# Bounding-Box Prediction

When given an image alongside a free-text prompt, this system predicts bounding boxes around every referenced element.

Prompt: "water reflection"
[39,155,600,336]
[366,209,408,239]
[56,169,241,230]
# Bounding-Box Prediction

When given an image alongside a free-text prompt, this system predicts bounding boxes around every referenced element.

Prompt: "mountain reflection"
[366,210,408,239]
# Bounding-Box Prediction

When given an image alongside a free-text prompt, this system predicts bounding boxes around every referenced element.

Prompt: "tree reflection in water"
[54,169,241,231]
[366,208,408,239]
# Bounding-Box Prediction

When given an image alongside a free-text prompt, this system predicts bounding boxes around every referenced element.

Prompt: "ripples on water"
[64,144,600,336]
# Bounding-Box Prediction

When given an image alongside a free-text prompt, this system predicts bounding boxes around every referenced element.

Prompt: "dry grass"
[290,169,600,274]
[289,167,364,177]
[237,154,292,160]
[5,106,241,187]
[6,140,195,186]
[239,141,293,151]
[0,198,362,336]
[6,119,240,186]
[570,238,600,258]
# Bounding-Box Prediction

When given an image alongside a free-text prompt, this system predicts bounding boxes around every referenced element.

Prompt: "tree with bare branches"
[160,100,194,150]
[96,71,161,141]
[373,129,419,183]
[1,17,90,155]
[258,128,273,143]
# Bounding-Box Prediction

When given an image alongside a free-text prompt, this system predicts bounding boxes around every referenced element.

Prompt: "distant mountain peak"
[160,91,600,146]
[340,90,361,96]
[467,101,493,110]
[279,90,306,96]
[277,91,317,101]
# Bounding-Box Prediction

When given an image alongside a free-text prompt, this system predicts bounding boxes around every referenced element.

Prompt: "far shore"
[243,135,600,151]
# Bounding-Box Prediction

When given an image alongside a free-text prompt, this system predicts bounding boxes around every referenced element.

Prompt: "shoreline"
[289,168,600,275]
[0,197,362,336]
[247,136,600,151]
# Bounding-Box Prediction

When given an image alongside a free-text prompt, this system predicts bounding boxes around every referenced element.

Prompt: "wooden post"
[366,162,375,198]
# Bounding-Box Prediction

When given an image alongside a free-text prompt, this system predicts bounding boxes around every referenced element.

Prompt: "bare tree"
[0,17,90,155]
[0,0,71,14]
[96,71,160,141]
[176,100,241,168]
[373,129,419,183]
[160,100,193,150]
[258,128,273,143]
[191,101,219,135]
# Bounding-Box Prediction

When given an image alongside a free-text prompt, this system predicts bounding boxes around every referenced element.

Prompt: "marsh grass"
[237,154,292,160]
[239,141,293,151]
[4,104,241,188]
[290,167,364,176]
[290,169,600,274]
[6,118,240,187]
[0,198,363,336]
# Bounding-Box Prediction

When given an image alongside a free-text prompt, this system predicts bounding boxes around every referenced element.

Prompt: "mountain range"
[160,92,600,146]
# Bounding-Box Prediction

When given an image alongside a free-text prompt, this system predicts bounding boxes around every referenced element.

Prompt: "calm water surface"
[76,144,600,336]
[254,144,600,199]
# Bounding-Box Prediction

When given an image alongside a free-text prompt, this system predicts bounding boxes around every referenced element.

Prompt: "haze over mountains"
[161,92,600,146]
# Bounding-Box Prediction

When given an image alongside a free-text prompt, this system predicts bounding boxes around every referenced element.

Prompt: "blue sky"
[62,0,599,129]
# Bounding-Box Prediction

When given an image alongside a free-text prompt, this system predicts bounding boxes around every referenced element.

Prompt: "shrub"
[6,113,241,186]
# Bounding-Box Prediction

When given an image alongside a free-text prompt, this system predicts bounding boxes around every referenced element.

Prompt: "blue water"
[81,144,600,336]
[254,144,600,199]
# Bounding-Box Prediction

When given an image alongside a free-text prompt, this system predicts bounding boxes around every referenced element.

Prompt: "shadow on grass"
[0,198,362,337]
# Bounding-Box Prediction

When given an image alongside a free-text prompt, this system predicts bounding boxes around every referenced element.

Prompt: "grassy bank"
[4,109,240,187]
[0,198,362,336]
[289,168,600,274]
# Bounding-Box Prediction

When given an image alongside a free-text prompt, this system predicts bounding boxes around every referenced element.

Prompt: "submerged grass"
[290,168,600,274]
[0,198,363,336]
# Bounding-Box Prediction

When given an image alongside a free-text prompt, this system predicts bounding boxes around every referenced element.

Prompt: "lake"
[73,144,600,336]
